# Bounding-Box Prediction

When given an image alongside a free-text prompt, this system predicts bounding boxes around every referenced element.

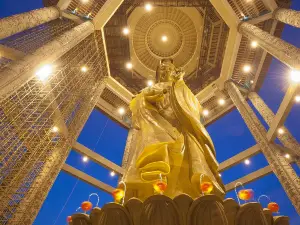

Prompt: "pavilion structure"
[0,0,299,224]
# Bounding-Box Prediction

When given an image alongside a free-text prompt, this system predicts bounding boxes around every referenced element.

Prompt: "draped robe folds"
[123,79,225,200]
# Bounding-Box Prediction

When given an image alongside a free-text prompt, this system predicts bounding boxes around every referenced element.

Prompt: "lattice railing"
[0,18,76,55]
[0,30,108,224]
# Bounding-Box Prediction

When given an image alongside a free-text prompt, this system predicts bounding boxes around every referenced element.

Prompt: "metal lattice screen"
[0,30,108,225]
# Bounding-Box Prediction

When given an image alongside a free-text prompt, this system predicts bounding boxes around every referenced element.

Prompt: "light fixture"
[122,27,130,35]
[145,3,153,11]
[36,64,53,82]
[118,107,125,115]
[243,65,251,73]
[251,41,258,48]
[290,70,300,83]
[250,80,254,84]
[203,109,209,116]
[295,95,300,102]
[218,173,222,177]
[278,128,284,134]
[161,35,168,42]
[244,159,250,165]
[81,66,88,72]
[110,171,116,177]
[82,156,89,162]
[285,154,290,159]
[126,62,133,69]
[147,80,154,87]
[218,98,225,106]
[51,126,59,133]
[81,0,89,3]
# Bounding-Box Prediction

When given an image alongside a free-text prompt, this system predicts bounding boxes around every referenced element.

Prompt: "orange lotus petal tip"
[67,216,72,223]
[268,202,279,213]
[200,181,213,194]
[81,201,93,211]
[238,189,254,201]
[112,188,125,202]
[153,180,167,193]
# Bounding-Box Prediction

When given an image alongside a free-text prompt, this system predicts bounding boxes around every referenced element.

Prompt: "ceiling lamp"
[110,171,116,177]
[250,80,254,84]
[122,27,130,35]
[36,64,53,82]
[118,107,125,115]
[82,156,89,162]
[161,35,168,42]
[251,41,258,48]
[243,65,251,73]
[295,95,300,102]
[203,109,209,116]
[126,62,133,69]
[81,0,89,3]
[290,70,300,83]
[244,159,250,165]
[81,66,88,72]
[145,3,153,11]
[147,80,154,87]
[278,128,284,134]
[51,126,59,133]
[218,98,225,106]
[285,154,290,159]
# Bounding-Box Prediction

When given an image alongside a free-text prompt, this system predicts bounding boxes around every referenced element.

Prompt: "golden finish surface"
[123,59,224,200]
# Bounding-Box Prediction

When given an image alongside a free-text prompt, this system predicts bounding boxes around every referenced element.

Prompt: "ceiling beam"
[267,84,299,141]
[106,76,134,104]
[219,145,261,172]
[248,12,273,25]
[93,0,125,30]
[73,142,125,175]
[57,0,72,10]
[217,28,242,90]
[62,164,115,193]
[261,0,278,11]
[0,45,26,61]
[225,165,273,191]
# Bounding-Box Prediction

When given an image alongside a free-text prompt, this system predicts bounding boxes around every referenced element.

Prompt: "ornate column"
[0,7,60,40]
[273,8,300,28]
[0,21,94,100]
[238,22,300,69]
[225,81,300,214]
[248,92,300,167]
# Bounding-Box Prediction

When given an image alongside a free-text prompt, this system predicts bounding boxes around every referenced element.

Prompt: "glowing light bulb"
[82,156,89,162]
[161,35,168,42]
[218,173,222,177]
[110,171,116,177]
[218,98,225,106]
[278,128,284,134]
[244,159,250,165]
[145,3,153,11]
[36,65,53,82]
[118,107,125,115]
[290,70,300,83]
[126,62,133,69]
[251,41,258,48]
[250,80,254,84]
[51,126,59,133]
[123,27,130,35]
[81,0,89,3]
[243,65,251,73]
[285,154,290,159]
[203,109,209,116]
[81,66,88,72]
[147,80,154,87]
[295,95,300,102]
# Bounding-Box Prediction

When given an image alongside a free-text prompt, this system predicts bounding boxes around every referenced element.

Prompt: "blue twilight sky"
[1,1,300,224]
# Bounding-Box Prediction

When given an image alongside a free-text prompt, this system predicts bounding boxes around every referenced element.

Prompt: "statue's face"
[157,61,176,82]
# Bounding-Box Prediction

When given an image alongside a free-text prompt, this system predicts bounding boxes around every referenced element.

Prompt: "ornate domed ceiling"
[104,1,229,95]
[128,7,202,78]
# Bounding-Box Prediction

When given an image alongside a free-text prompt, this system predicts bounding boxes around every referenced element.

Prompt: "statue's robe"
[123,79,225,200]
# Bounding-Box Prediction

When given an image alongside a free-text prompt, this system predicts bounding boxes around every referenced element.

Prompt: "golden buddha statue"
[122,58,224,200]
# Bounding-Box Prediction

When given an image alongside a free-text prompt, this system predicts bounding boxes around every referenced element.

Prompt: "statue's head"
[156,58,176,83]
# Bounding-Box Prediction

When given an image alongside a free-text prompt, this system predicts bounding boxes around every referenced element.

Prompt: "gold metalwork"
[123,59,224,200]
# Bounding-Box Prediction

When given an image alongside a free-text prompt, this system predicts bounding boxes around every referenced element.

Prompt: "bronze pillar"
[225,81,300,214]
